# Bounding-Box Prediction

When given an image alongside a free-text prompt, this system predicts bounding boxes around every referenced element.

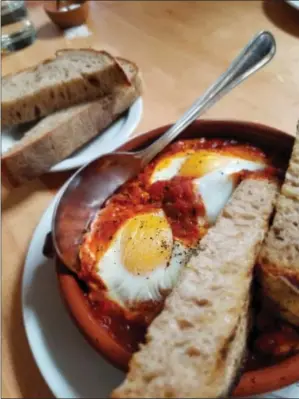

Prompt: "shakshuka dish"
[65,138,299,371]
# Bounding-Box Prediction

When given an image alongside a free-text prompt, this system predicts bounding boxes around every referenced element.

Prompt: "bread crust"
[1,58,142,185]
[2,49,131,127]
[111,177,279,399]
[258,125,299,326]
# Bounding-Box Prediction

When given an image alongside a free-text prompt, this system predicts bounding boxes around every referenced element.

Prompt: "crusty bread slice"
[258,125,299,326]
[1,49,131,127]
[1,58,142,185]
[111,176,279,399]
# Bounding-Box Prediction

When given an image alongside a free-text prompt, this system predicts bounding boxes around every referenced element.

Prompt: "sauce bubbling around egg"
[79,138,277,338]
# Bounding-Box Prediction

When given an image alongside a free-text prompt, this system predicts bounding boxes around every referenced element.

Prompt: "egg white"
[95,210,190,307]
[150,154,188,183]
[192,158,266,224]
[151,149,266,184]
[151,149,266,225]
[89,148,267,312]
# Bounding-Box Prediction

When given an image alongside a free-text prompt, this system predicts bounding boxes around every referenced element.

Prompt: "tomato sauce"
[149,138,269,164]
[80,139,270,277]
[149,176,207,245]
[245,290,299,370]
[78,138,295,372]
[86,279,299,372]
[86,291,147,353]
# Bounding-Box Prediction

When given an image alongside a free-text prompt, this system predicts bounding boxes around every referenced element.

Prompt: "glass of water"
[1,0,36,54]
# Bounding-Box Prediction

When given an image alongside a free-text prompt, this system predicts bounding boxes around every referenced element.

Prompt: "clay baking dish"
[56,119,299,397]
[44,0,89,29]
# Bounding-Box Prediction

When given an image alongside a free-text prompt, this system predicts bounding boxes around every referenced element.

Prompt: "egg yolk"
[121,213,172,275]
[151,152,189,178]
[179,151,233,178]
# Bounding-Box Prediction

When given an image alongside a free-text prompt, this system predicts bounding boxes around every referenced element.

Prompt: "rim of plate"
[22,187,70,398]
[20,97,142,397]
[21,184,127,398]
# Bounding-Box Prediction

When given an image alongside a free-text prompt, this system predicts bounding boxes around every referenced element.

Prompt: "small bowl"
[44,0,89,29]
[56,119,299,397]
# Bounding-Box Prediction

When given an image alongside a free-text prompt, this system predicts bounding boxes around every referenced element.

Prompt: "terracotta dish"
[44,0,89,29]
[56,120,299,397]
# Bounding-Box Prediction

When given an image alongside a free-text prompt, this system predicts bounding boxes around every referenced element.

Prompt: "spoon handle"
[140,30,276,166]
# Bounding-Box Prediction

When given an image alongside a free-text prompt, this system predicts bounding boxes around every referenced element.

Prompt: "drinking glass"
[1,0,36,54]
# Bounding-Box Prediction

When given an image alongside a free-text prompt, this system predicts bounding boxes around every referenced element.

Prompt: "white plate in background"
[285,0,299,10]
[22,187,299,399]
[2,97,143,172]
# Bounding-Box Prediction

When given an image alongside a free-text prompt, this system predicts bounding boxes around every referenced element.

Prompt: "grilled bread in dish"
[111,176,279,398]
[258,126,299,326]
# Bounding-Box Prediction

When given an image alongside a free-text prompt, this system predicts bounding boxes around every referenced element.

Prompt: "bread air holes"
[34,105,41,119]
[66,87,72,100]
[164,386,176,398]
[59,90,66,100]
[273,226,284,241]
[61,68,70,79]
[177,318,193,330]
[87,76,101,87]
[286,246,297,262]
[186,346,201,357]
[143,371,158,383]
[193,298,211,307]
[211,284,222,291]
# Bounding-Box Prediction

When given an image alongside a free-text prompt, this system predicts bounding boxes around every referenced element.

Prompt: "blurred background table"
[2,1,299,397]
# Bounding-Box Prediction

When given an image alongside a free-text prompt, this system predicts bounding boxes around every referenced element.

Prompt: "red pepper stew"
[79,138,298,372]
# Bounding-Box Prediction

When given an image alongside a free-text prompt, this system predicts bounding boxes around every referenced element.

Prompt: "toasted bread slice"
[258,126,299,326]
[1,49,131,127]
[111,176,279,398]
[1,58,142,185]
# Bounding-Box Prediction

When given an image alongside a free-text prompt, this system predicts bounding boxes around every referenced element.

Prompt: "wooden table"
[2,1,299,397]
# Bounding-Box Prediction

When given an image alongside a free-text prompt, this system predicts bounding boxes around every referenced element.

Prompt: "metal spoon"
[52,30,276,272]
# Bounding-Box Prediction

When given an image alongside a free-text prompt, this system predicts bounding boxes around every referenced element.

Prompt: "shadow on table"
[1,179,46,211]
[37,22,63,41]
[41,170,73,191]
[263,0,299,38]
[19,258,124,398]
[1,170,72,212]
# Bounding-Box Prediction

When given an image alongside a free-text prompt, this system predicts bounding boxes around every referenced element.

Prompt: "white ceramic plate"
[285,0,299,10]
[2,98,143,172]
[22,187,124,399]
[22,185,299,398]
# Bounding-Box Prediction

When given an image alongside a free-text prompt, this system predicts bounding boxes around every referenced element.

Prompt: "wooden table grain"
[2,1,299,398]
